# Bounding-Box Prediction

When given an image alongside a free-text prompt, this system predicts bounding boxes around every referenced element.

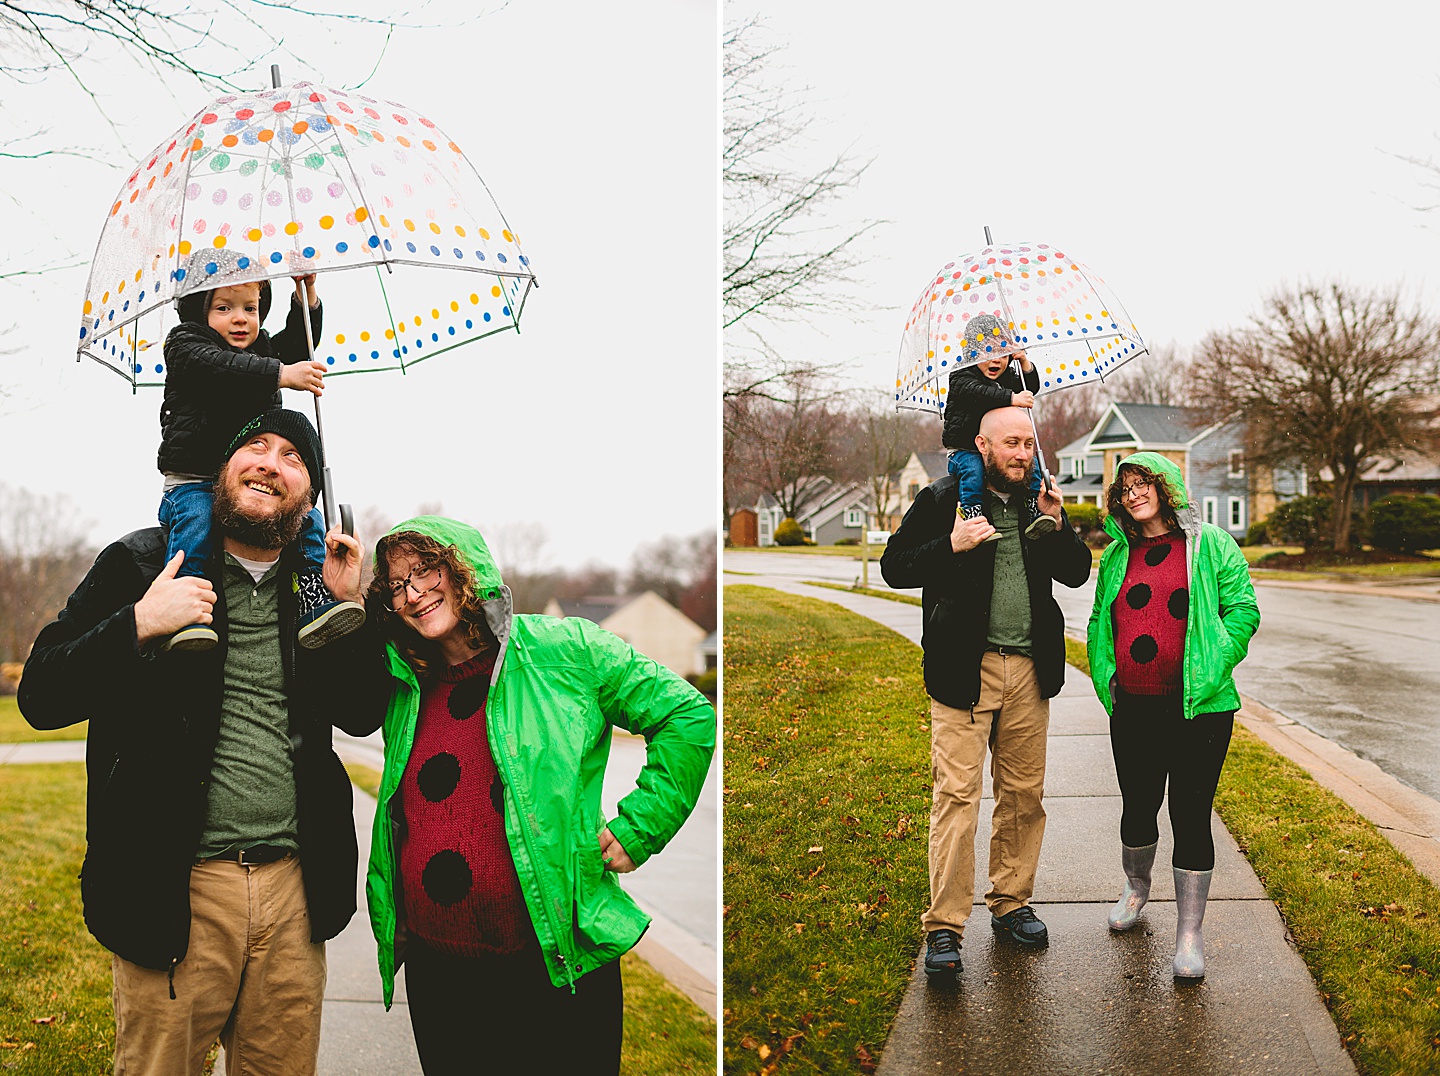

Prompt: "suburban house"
[1072,402,1306,537]
[544,591,708,678]
[1054,435,1105,506]
[895,451,949,520]
[741,480,874,546]
[1329,395,1440,512]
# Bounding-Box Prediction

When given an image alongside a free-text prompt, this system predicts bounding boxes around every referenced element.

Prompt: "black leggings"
[1109,690,1235,871]
[404,937,624,1076]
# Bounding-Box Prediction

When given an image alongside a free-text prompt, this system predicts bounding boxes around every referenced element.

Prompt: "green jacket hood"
[378,515,504,599]
[1103,451,1201,543]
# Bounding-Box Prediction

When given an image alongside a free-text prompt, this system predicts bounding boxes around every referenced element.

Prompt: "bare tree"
[1191,282,1440,551]
[0,0,409,94]
[0,483,96,664]
[624,530,716,632]
[843,395,931,530]
[725,368,849,520]
[723,15,881,383]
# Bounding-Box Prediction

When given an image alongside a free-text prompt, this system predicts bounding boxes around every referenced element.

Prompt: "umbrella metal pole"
[1012,357,1051,487]
[272,63,340,533]
[291,279,338,531]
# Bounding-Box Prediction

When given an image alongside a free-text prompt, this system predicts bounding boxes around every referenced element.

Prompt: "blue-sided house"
[1062,402,1307,539]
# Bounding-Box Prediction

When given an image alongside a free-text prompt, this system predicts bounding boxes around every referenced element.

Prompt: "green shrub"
[1368,494,1440,554]
[1066,502,1100,532]
[690,668,717,694]
[773,518,806,546]
[1245,518,1271,547]
[1267,495,1332,549]
[834,536,859,546]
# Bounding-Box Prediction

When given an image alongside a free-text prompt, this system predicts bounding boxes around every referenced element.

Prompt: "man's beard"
[213,474,311,551]
[984,451,1032,496]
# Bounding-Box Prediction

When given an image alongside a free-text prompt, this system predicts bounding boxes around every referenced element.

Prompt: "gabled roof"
[546,595,628,623]
[911,450,949,482]
[804,481,872,527]
[1086,402,1220,450]
[1056,434,1102,459]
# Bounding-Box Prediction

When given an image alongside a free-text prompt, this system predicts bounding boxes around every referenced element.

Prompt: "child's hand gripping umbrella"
[895,238,1147,484]
[77,72,538,531]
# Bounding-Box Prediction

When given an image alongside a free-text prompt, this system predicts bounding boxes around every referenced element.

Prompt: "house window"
[844,507,863,528]
[1228,497,1246,530]
[1203,496,1218,525]
[908,482,919,501]
[1229,450,1245,478]
[1071,457,1085,479]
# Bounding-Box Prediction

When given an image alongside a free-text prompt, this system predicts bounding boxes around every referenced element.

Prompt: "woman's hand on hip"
[599,827,637,873]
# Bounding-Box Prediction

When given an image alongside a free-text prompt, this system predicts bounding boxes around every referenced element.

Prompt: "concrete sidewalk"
[725,573,1358,1076]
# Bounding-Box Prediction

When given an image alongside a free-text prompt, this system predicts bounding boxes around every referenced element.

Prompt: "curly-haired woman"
[1087,453,1259,980]
[360,516,714,1073]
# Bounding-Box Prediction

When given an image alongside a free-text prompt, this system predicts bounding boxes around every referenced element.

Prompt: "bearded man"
[881,405,1091,984]
[19,408,386,1075]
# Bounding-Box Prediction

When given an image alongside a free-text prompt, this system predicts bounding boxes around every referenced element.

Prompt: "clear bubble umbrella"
[76,71,536,526]
[894,235,1146,478]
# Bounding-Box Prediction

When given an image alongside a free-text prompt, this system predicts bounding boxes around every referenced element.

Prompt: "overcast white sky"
[2,1,718,573]
[736,1,1440,404]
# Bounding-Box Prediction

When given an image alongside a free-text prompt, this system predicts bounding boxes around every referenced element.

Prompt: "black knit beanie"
[225,409,323,496]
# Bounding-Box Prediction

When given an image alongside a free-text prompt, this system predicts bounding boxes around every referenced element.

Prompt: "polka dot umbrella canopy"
[895,241,1146,414]
[77,81,535,388]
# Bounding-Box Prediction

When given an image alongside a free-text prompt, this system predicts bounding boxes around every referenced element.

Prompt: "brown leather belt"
[201,844,290,866]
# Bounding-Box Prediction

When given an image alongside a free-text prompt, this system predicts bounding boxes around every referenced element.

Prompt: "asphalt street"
[728,551,1440,801]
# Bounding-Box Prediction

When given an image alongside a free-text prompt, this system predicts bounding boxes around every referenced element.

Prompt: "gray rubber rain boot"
[1107,841,1158,932]
[1173,867,1213,980]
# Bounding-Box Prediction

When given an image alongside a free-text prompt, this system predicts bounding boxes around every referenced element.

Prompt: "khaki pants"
[113,854,327,1076]
[923,651,1049,935]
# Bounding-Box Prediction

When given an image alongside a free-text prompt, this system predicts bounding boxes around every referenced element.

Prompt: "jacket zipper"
[486,689,577,993]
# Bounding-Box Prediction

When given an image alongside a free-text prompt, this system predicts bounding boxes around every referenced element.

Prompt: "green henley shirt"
[986,493,1032,653]
[196,553,300,858]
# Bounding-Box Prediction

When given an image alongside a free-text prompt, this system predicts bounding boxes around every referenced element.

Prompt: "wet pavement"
[724,563,1358,1076]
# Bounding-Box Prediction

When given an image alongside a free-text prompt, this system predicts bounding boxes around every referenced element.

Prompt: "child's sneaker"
[959,503,1003,542]
[295,571,366,649]
[163,625,218,652]
[1024,496,1059,540]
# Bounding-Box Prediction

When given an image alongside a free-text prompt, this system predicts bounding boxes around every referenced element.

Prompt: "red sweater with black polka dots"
[1113,531,1188,696]
[398,651,535,956]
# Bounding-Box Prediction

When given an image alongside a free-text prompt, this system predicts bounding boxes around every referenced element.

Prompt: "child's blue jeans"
[947,449,1043,512]
[159,481,326,579]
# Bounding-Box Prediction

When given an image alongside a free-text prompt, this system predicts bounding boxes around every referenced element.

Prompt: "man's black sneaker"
[991,906,1049,948]
[923,928,962,983]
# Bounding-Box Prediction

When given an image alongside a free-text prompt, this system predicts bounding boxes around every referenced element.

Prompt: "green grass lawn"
[0,697,87,743]
[0,763,114,1073]
[724,585,931,1075]
[727,545,868,557]
[0,763,713,1076]
[802,581,921,606]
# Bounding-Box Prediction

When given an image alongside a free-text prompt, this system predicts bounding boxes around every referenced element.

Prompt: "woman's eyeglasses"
[386,563,443,610]
[1119,480,1154,501]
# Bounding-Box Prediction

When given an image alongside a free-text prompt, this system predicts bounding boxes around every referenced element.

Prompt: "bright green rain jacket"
[1087,452,1260,720]
[366,517,715,1003]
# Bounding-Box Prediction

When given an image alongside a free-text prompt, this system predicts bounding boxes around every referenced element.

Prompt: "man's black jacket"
[880,475,1091,709]
[18,526,387,971]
